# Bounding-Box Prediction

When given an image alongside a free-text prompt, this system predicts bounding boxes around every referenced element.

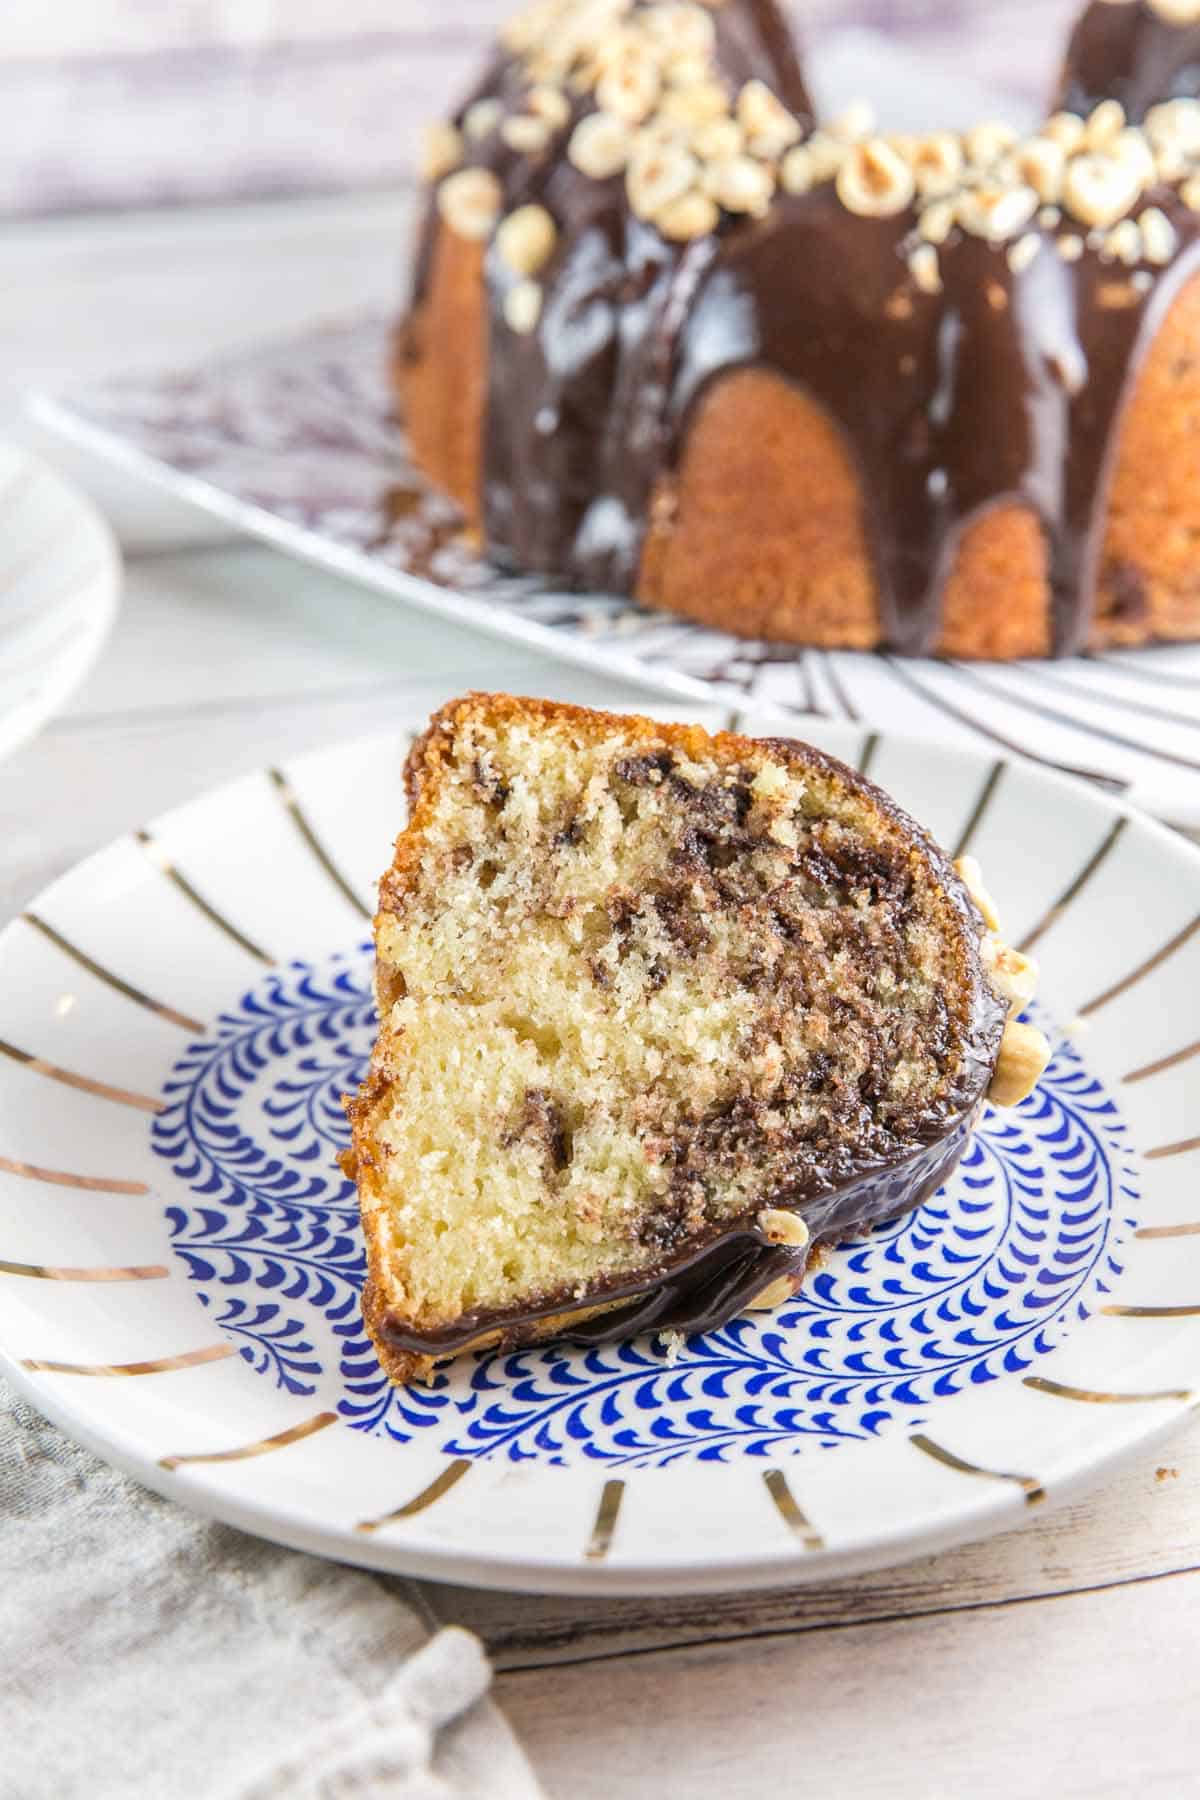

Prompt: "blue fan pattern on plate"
[151,948,1140,1468]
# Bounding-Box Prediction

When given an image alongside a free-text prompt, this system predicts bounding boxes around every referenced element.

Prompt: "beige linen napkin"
[0,1383,542,1800]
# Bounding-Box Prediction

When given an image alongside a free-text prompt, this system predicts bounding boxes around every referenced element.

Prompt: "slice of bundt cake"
[347,696,1049,1385]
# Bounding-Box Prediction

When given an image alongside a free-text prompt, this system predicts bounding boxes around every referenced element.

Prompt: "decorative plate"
[0,443,120,763]
[31,317,1200,826]
[0,706,1197,1596]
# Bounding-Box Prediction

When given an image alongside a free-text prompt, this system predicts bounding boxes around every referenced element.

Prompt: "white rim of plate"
[0,443,121,763]
[0,713,1196,1596]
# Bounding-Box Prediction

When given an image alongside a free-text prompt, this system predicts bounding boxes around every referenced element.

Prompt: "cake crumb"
[659,1330,687,1365]
[1156,1465,1180,1482]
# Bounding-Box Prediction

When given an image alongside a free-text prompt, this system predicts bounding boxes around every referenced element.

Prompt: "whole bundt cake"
[397,0,1200,660]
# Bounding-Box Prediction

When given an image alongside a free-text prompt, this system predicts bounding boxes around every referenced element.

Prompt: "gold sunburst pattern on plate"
[1101,1303,1200,1319]
[762,1468,824,1551]
[1145,1136,1200,1162]
[0,1155,148,1194]
[0,1038,163,1113]
[161,1410,339,1471]
[1023,1375,1193,1405]
[0,1259,168,1282]
[22,1343,236,1377]
[268,767,372,921]
[1078,913,1199,1017]
[134,828,275,965]
[856,732,880,778]
[910,1433,1045,1505]
[1017,818,1127,954]
[355,1458,472,1533]
[1123,1039,1200,1084]
[952,759,1006,860]
[22,911,204,1034]
[584,1479,625,1561]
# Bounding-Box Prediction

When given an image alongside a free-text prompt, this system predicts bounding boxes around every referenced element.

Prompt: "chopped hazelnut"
[1007,231,1041,274]
[1014,136,1065,204]
[736,79,802,155]
[1139,206,1178,265]
[463,98,503,142]
[959,181,1039,241]
[420,121,464,183]
[596,49,661,124]
[504,278,543,334]
[908,243,943,294]
[965,120,1019,167]
[1104,218,1143,266]
[1149,0,1200,25]
[655,189,721,240]
[1062,153,1142,229]
[501,113,554,154]
[1085,98,1126,152]
[659,81,729,127]
[626,141,699,219]
[829,99,876,143]
[704,154,775,216]
[567,111,631,179]
[919,198,957,245]
[1043,112,1086,154]
[757,1208,811,1249]
[836,138,915,218]
[989,1020,1052,1107]
[496,203,558,276]
[954,854,1002,931]
[436,166,503,239]
[527,85,571,130]
[912,132,964,198]
[779,145,814,195]
[691,117,744,161]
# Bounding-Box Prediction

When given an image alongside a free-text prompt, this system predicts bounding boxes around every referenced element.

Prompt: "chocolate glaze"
[405,0,1200,656]
[1059,0,1200,121]
[379,1099,983,1356]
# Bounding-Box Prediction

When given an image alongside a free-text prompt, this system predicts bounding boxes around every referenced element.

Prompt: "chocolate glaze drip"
[379,1100,983,1356]
[1059,0,1200,120]
[407,0,1200,656]
[464,0,814,590]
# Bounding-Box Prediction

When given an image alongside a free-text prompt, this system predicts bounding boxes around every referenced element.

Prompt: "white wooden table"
[4,193,1198,1800]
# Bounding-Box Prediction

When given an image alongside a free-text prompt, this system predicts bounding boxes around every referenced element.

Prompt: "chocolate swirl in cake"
[403,0,1200,656]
